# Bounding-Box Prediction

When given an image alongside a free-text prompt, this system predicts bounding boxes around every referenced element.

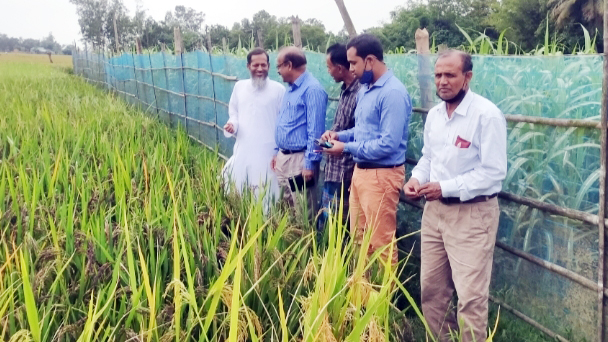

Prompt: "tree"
[41,33,62,53]
[550,0,603,31]
[490,0,550,51]
[70,0,109,48]
[164,6,204,32]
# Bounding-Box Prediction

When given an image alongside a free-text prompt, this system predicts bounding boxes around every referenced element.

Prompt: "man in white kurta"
[223,48,286,206]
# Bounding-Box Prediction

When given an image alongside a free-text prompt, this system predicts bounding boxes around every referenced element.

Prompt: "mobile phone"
[314,139,333,149]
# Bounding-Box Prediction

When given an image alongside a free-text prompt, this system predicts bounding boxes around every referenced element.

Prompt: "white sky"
[0,0,406,46]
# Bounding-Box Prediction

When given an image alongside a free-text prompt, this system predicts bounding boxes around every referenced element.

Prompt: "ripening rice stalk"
[0,58,426,341]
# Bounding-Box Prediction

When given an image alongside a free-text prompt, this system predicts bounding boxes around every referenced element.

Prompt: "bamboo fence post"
[291,16,302,48]
[415,28,433,121]
[130,53,141,108]
[136,37,143,55]
[161,49,173,126]
[148,53,160,118]
[174,27,183,55]
[113,12,120,52]
[598,0,608,339]
[257,29,265,49]
[206,32,220,147]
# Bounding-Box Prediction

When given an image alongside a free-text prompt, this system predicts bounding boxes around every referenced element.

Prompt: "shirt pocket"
[444,139,478,173]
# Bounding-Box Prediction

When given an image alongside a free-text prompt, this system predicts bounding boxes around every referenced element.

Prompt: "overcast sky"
[0,0,406,46]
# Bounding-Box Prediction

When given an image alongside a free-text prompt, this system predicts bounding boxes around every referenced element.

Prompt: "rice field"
[0,55,430,341]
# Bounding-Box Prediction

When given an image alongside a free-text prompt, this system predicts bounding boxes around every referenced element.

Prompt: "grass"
[0,52,73,68]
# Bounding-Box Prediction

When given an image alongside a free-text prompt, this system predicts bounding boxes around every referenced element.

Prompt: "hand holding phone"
[315,139,333,149]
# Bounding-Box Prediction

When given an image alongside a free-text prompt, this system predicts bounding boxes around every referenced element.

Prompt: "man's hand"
[270,156,277,171]
[323,140,345,156]
[418,182,442,201]
[302,169,314,181]
[403,178,421,199]
[321,130,339,142]
[224,123,235,134]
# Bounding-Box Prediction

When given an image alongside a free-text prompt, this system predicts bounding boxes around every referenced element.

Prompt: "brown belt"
[440,193,498,205]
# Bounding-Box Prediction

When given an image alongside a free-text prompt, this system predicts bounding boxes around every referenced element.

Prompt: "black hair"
[247,48,269,65]
[326,43,349,69]
[282,49,307,68]
[346,33,384,62]
[437,49,473,73]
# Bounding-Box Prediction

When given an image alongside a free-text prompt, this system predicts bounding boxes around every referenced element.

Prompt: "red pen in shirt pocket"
[455,135,471,148]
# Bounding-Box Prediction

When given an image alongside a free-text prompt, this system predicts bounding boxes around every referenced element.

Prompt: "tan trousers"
[274,151,318,220]
[420,197,499,342]
[349,166,404,264]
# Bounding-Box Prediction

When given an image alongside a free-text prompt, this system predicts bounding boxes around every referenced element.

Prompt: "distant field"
[0,52,73,68]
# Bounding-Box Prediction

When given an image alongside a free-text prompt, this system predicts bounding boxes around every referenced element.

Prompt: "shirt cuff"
[344,142,357,157]
[439,179,460,198]
[410,170,429,185]
[337,131,349,142]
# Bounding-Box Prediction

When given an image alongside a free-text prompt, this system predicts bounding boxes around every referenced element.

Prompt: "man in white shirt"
[223,48,286,207]
[403,49,507,342]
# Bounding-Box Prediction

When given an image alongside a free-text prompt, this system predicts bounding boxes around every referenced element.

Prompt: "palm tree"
[549,0,603,29]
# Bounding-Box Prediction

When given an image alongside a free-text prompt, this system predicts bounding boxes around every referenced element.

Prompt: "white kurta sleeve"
[224,83,240,138]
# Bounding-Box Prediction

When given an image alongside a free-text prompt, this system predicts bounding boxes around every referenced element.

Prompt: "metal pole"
[597,0,608,338]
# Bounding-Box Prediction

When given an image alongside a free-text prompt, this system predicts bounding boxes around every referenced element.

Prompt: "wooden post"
[136,37,143,54]
[291,16,302,48]
[113,12,120,52]
[415,28,433,112]
[257,29,265,49]
[206,31,213,53]
[222,37,227,53]
[174,27,183,54]
[334,0,357,38]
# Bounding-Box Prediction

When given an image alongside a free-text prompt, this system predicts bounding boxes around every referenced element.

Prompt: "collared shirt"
[324,80,360,183]
[411,90,507,201]
[275,71,328,170]
[337,70,412,166]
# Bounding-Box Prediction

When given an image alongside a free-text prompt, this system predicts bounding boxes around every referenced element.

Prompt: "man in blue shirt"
[322,34,412,264]
[272,46,328,219]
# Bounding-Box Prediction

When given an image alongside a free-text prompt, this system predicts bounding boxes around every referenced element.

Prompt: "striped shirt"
[324,80,360,183]
[275,71,328,170]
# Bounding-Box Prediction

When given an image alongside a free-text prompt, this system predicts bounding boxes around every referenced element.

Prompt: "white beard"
[251,76,267,90]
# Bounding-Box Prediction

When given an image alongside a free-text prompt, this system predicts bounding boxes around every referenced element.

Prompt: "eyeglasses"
[276,62,287,69]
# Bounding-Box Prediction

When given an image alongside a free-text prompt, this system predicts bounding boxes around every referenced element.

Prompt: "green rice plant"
[0,56,433,342]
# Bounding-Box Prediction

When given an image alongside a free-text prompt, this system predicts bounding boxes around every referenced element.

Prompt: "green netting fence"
[72,49,605,341]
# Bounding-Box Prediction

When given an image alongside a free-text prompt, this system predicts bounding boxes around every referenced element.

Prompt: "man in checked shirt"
[317,43,360,235]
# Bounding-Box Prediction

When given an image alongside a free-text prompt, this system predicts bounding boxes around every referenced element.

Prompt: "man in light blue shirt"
[272,46,328,218]
[322,34,411,264]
